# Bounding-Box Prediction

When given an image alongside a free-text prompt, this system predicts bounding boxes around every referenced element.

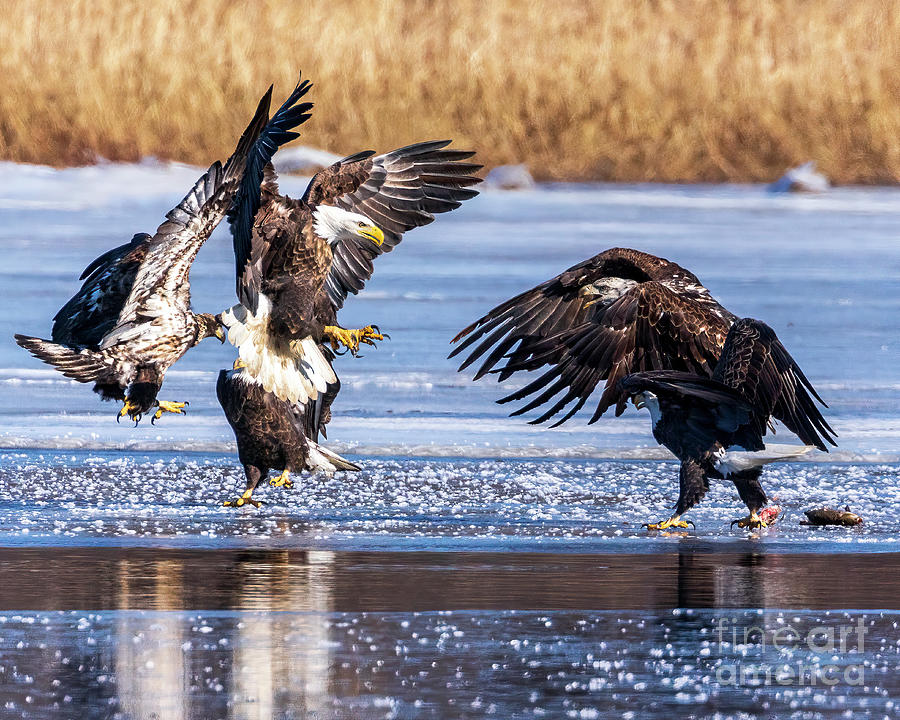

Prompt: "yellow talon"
[151,400,188,424]
[731,512,768,530]
[642,516,695,531]
[223,488,262,509]
[268,469,293,488]
[323,325,385,355]
[117,399,143,425]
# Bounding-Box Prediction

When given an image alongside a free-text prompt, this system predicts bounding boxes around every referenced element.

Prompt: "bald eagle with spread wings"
[220,139,482,406]
[214,130,480,506]
[451,248,836,529]
[14,75,314,423]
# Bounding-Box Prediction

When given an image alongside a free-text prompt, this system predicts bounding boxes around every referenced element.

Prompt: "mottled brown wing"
[302,141,482,310]
[100,161,233,349]
[51,233,150,348]
[496,281,732,426]
[713,318,836,451]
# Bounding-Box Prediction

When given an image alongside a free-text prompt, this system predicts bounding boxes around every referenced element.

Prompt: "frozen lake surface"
[0,162,899,717]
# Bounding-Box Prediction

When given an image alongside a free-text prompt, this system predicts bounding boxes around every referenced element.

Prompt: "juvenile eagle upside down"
[14,76,314,423]
[451,248,836,530]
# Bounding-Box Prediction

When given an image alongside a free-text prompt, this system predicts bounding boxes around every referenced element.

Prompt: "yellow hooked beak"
[358,223,384,246]
[233,358,246,370]
[215,325,226,343]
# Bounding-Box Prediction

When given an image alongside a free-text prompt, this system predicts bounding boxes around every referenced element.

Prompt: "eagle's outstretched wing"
[713,318,836,451]
[228,77,314,313]
[301,140,481,310]
[451,248,734,426]
[104,76,313,348]
[51,233,151,348]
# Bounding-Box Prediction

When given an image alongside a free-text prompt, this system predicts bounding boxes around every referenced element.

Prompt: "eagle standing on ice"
[216,359,359,508]
[451,248,836,529]
[13,76,313,423]
[618,318,831,529]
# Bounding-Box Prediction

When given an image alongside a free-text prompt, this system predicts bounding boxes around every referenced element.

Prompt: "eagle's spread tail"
[304,439,360,474]
[14,334,114,384]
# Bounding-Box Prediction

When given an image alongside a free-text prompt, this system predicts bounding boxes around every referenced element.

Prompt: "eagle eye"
[357,221,366,228]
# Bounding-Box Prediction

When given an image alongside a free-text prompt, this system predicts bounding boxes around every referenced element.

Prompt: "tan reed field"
[0,0,898,182]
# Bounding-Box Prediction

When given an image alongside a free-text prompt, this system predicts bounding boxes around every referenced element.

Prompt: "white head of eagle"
[312,205,385,247]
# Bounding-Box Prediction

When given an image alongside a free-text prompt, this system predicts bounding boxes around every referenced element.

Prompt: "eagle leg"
[151,400,189,424]
[323,325,385,356]
[730,511,768,530]
[116,399,144,426]
[268,469,293,489]
[224,464,264,508]
[223,488,263,509]
[642,515,695,532]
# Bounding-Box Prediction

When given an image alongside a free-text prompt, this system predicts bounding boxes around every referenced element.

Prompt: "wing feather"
[227,75,314,312]
[51,233,151,348]
[302,140,482,310]
[452,249,734,426]
[713,318,836,450]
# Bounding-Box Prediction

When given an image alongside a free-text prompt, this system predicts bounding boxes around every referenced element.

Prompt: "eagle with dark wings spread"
[451,247,836,530]
[215,90,482,506]
[14,76,314,424]
[220,138,482,407]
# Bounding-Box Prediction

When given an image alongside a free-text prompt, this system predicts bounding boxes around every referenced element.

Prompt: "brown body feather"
[615,317,836,518]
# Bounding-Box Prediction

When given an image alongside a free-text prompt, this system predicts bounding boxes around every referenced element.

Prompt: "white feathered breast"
[221,293,335,404]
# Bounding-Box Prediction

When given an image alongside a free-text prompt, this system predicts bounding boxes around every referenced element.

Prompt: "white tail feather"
[304,439,360,474]
[715,444,816,476]
[221,298,336,404]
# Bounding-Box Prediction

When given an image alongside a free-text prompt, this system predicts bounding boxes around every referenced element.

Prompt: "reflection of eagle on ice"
[453,248,835,529]
[217,79,481,506]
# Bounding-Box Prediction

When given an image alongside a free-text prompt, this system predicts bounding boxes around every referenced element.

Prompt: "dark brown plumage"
[14,76,314,422]
[617,318,836,527]
[51,233,151,348]
[222,137,482,405]
[217,365,358,507]
[451,247,830,441]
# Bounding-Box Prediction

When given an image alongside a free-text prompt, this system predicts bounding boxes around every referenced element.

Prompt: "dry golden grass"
[1,0,899,182]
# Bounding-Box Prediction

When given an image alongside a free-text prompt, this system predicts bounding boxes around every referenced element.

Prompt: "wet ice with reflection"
[0,609,898,719]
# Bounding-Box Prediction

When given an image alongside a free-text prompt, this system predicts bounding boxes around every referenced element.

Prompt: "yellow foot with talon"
[151,400,189,424]
[117,399,143,425]
[642,516,695,531]
[731,512,768,530]
[223,489,262,509]
[323,325,386,355]
[268,469,293,489]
